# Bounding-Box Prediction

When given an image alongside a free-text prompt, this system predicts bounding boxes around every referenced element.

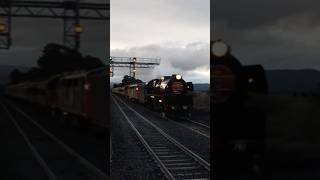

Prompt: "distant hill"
[0,66,30,85]
[193,83,209,92]
[266,69,320,93]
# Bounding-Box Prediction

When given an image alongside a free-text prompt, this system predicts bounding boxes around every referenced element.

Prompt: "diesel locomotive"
[5,67,110,129]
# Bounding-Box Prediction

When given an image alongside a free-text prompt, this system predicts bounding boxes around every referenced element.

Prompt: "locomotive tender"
[5,67,109,129]
[112,74,194,118]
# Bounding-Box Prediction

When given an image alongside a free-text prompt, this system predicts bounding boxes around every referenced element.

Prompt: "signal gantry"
[0,0,109,50]
[109,56,161,78]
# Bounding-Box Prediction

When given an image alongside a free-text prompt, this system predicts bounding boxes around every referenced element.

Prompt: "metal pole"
[74,0,80,51]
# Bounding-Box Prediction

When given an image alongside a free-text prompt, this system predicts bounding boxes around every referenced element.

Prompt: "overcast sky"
[0,0,108,67]
[110,0,210,83]
[213,0,320,70]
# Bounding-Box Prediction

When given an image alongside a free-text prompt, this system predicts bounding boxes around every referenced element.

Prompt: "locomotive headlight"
[159,99,162,103]
[176,74,182,80]
[212,40,229,57]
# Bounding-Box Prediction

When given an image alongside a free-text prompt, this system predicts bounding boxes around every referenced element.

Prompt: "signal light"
[0,23,7,33]
[74,24,84,33]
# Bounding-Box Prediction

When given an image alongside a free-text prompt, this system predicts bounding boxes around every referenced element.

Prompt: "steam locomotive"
[212,40,268,176]
[112,74,194,118]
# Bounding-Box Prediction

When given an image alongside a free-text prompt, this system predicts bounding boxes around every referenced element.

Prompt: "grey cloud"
[111,0,209,48]
[112,0,209,27]
[110,42,209,83]
[111,42,209,71]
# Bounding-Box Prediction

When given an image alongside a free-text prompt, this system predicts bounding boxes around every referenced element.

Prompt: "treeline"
[9,43,105,84]
[113,75,143,88]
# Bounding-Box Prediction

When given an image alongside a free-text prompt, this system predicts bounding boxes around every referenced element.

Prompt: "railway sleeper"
[146,138,167,141]
[165,162,198,167]
[150,146,169,149]
[156,151,182,155]
[162,158,193,163]
[148,142,169,146]
[152,149,171,152]
[157,154,188,159]
[142,133,160,136]
[168,166,200,171]
[170,167,208,174]
[175,172,209,177]
[178,175,210,180]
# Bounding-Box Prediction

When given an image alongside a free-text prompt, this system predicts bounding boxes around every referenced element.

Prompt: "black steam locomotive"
[112,74,194,118]
[145,74,194,117]
[212,40,268,176]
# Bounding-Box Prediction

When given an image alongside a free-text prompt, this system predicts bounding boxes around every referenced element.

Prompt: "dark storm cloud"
[213,0,320,30]
[213,0,320,70]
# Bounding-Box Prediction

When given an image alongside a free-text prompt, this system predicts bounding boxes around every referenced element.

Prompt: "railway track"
[112,95,210,180]
[185,119,209,129]
[114,95,210,139]
[166,118,210,139]
[0,99,109,180]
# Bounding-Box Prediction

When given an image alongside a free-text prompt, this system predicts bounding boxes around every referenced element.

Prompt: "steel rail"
[113,95,210,179]
[112,96,176,180]
[0,102,58,180]
[185,118,210,129]
[119,97,210,139]
[5,99,109,180]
